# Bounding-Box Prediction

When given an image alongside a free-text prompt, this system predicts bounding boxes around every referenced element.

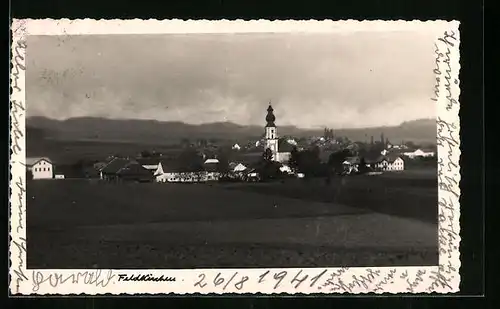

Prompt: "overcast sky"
[27,31,439,129]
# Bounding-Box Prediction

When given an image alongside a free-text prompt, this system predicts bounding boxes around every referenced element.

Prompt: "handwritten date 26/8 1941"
[194,269,329,291]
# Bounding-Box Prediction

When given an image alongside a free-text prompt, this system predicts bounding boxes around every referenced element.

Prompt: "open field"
[221,169,438,224]
[27,174,438,269]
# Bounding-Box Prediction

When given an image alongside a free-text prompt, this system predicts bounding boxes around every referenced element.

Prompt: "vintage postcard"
[10,19,461,295]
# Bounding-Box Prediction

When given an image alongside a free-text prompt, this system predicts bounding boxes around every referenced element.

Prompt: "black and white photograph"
[10,19,461,294]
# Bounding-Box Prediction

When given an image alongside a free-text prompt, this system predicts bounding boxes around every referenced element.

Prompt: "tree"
[178,148,204,172]
[140,150,152,158]
[26,170,34,180]
[405,141,417,149]
[263,148,273,162]
[288,146,299,171]
[216,151,230,174]
[323,127,334,140]
[296,147,321,177]
[328,149,351,175]
[358,157,370,174]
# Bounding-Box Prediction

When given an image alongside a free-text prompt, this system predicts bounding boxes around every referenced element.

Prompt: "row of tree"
[258,144,392,181]
[259,146,358,181]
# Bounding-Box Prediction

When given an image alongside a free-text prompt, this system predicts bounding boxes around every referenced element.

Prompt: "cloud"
[26,30,440,129]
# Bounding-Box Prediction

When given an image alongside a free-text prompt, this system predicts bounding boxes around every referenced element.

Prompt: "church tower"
[265,102,279,161]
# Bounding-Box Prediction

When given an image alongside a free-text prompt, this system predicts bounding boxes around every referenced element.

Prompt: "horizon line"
[26,115,437,131]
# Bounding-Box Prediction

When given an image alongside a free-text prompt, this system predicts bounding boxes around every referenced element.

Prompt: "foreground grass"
[26,173,438,269]
[221,172,438,224]
[28,236,438,269]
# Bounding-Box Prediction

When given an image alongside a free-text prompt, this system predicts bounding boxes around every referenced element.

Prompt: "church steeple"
[264,102,279,161]
[266,102,276,127]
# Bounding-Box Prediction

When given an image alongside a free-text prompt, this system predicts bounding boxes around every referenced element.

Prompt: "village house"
[342,156,361,174]
[233,162,247,172]
[154,159,221,183]
[154,160,185,182]
[279,164,293,174]
[203,158,220,181]
[286,138,298,146]
[403,148,435,159]
[136,157,161,172]
[99,157,129,181]
[26,157,54,180]
[204,158,219,165]
[117,162,154,182]
[99,157,153,182]
[229,162,248,173]
[364,154,405,172]
[232,143,241,150]
[385,155,405,171]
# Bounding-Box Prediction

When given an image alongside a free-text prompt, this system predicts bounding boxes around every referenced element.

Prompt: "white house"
[204,158,219,165]
[403,148,435,159]
[154,161,219,183]
[342,156,361,174]
[279,164,293,174]
[137,158,160,171]
[287,138,298,146]
[26,157,53,179]
[233,163,247,172]
[232,143,241,150]
[364,154,405,172]
[386,156,405,171]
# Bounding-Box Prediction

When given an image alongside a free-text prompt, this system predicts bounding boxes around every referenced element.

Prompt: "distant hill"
[27,116,437,146]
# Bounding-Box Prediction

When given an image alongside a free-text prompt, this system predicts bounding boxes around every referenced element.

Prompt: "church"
[264,103,294,163]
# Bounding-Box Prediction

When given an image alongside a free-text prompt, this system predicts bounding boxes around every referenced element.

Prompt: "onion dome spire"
[266,102,276,127]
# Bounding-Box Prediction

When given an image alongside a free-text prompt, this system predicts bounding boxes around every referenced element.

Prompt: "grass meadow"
[27,169,438,269]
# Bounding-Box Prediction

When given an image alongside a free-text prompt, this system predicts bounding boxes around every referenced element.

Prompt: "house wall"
[278,152,291,163]
[156,171,220,183]
[31,160,53,179]
[385,158,405,171]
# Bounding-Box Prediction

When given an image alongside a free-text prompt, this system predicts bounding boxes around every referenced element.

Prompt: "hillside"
[27,116,437,146]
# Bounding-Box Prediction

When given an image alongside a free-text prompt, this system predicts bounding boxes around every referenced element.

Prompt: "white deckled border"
[9,19,461,295]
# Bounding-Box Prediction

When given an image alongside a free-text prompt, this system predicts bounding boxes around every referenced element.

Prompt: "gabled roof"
[100,158,130,174]
[158,159,195,173]
[385,154,403,163]
[117,162,152,176]
[233,163,247,171]
[204,158,219,164]
[26,157,52,166]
